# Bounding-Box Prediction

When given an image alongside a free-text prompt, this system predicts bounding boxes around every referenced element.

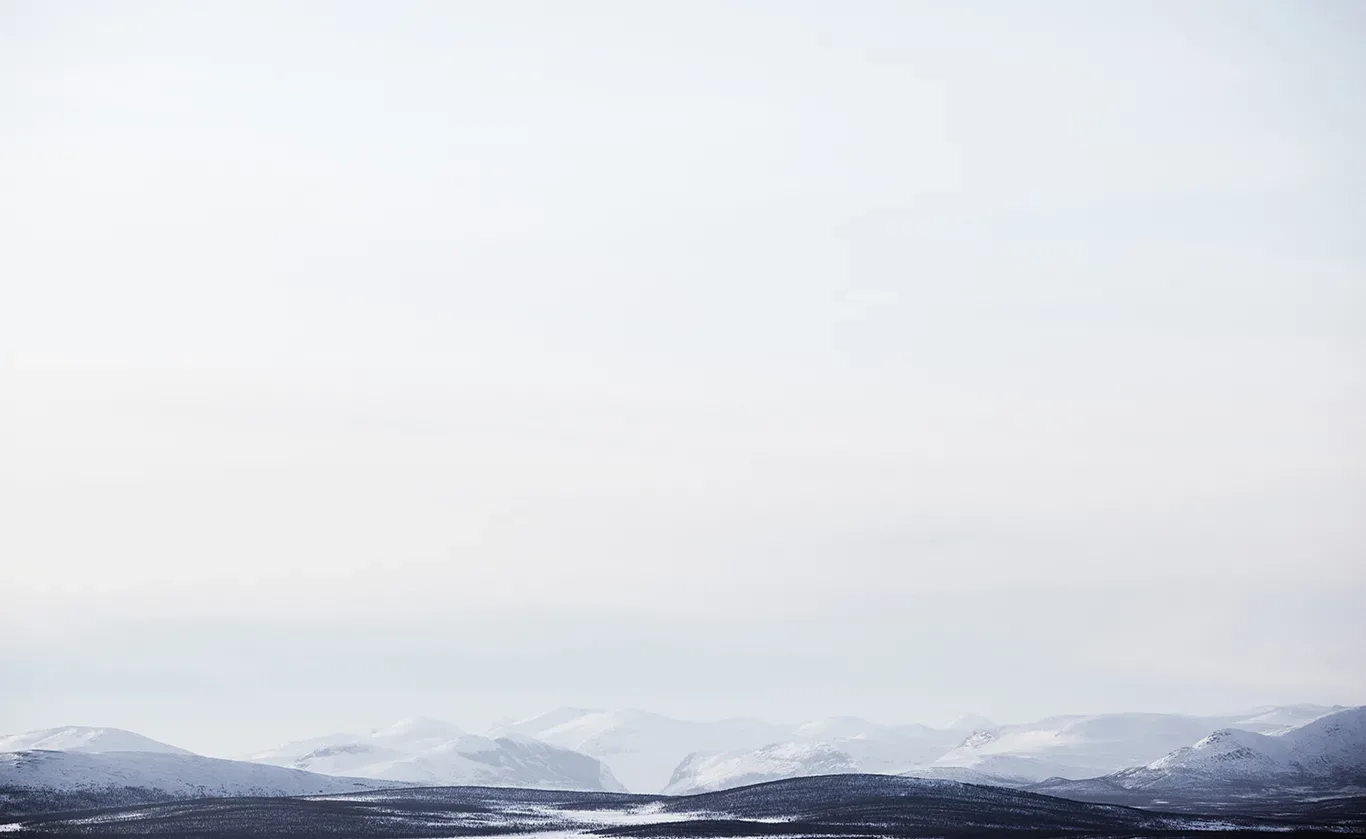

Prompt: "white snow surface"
[0,749,401,799]
[249,718,625,792]
[0,727,192,756]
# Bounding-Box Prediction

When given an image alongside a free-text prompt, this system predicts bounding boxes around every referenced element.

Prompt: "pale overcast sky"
[2,1,1363,756]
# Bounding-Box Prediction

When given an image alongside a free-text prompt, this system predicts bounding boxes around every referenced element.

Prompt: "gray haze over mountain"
[2,1,1363,756]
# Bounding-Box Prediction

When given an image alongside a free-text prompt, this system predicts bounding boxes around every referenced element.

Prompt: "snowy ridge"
[928,712,1262,782]
[0,728,191,757]
[662,716,965,794]
[1134,704,1366,784]
[0,749,404,814]
[491,709,788,793]
[249,717,625,792]
[662,742,861,794]
[1226,704,1344,733]
[787,716,961,774]
[365,716,466,751]
[646,705,1358,794]
[1031,705,1366,808]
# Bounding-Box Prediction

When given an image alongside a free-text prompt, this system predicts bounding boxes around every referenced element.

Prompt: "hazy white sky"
[2,1,1363,756]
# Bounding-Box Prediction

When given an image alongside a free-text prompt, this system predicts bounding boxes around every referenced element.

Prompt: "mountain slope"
[250,718,625,792]
[662,716,965,793]
[1033,705,1366,809]
[663,742,861,794]
[500,706,1335,794]
[0,728,192,756]
[928,712,1243,781]
[788,716,961,773]
[1132,704,1366,785]
[334,734,625,791]
[0,750,403,815]
[1226,704,1345,733]
[491,708,787,792]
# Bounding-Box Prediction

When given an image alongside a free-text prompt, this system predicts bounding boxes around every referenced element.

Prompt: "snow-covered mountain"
[1223,703,1345,733]
[1125,705,1365,786]
[927,712,1268,782]
[492,706,1354,794]
[249,716,625,792]
[620,714,962,794]
[0,726,192,756]
[663,742,861,794]
[670,705,1356,794]
[490,708,788,793]
[1032,705,1366,808]
[786,716,961,774]
[246,716,464,775]
[0,749,403,815]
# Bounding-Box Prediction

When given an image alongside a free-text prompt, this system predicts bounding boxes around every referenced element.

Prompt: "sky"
[1,1,1363,757]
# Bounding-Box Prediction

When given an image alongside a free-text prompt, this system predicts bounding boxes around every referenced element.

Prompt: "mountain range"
[1,704,1361,816]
